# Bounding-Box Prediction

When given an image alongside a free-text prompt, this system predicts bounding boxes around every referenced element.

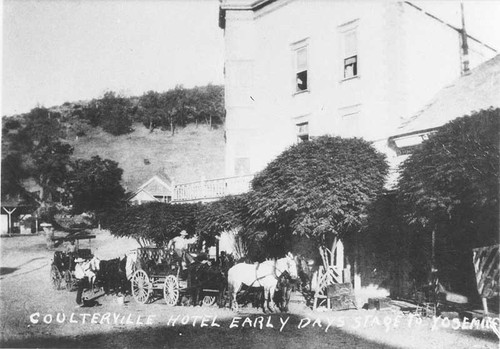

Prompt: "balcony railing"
[173,174,254,203]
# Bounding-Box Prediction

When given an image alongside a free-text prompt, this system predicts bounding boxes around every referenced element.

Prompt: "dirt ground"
[0,232,498,348]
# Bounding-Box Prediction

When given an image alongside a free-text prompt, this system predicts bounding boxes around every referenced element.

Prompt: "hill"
[68,122,225,192]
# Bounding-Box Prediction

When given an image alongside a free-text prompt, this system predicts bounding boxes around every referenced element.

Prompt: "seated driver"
[167,230,197,259]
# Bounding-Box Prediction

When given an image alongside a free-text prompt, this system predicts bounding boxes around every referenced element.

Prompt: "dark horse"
[187,252,235,307]
[273,270,299,312]
[94,256,129,296]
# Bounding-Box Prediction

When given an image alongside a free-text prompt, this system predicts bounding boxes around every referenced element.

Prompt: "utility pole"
[460,2,470,75]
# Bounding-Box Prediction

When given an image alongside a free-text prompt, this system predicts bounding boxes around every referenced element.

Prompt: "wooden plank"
[472,244,499,298]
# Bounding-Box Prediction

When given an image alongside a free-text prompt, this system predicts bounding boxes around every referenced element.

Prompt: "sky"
[1,0,500,116]
[1,0,224,116]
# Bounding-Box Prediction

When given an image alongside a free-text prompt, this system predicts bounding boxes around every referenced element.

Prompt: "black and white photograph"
[1,0,499,348]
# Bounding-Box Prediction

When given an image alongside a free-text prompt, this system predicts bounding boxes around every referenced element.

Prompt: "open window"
[339,19,359,80]
[343,30,358,78]
[291,39,309,93]
[295,47,308,91]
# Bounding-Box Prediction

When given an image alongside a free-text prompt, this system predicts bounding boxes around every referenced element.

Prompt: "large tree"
[106,202,199,247]
[196,194,249,247]
[398,108,499,296]
[66,156,126,216]
[188,85,225,128]
[31,141,74,203]
[244,136,388,259]
[97,91,134,136]
[4,108,73,205]
[137,90,168,131]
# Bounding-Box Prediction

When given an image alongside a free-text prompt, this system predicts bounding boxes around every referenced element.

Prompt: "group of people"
[71,229,196,307]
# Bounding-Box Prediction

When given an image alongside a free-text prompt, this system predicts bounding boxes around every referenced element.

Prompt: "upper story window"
[295,47,308,91]
[339,19,359,80]
[291,38,309,93]
[343,31,357,78]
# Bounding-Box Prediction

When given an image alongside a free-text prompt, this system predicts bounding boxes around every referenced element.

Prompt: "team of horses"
[73,250,306,313]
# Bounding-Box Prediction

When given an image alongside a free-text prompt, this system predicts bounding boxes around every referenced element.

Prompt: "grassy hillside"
[68,123,225,192]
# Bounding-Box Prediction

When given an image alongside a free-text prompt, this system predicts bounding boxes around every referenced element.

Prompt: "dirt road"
[0,232,498,348]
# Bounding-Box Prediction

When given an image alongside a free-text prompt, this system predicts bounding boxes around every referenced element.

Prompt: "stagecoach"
[49,233,96,291]
[130,247,229,307]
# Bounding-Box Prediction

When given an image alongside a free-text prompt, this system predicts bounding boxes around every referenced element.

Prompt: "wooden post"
[482,298,489,315]
[336,240,344,269]
[353,246,361,292]
[2,207,17,236]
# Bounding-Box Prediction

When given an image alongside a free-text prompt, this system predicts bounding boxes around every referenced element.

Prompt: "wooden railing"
[173,174,254,203]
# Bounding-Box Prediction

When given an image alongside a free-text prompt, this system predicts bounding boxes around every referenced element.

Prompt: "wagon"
[130,247,227,306]
[50,248,93,290]
[129,248,184,305]
[49,233,95,291]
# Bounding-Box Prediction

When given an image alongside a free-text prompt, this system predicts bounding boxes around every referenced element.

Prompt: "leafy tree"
[67,156,126,216]
[62,106,92,138]
[189,85,225,128]
[137,91,168,131]
[31,141,74,203]
[398,109,499,235]
[244,136,388,258]
[97,92,134,135]
[3,108,72,205]
[16,107,62,151]
[2,118,21,132]
[196,194,248,247]
[106,202,199,247]
[1,153,28,198]
[81,100,101,127]
[398,109,499,296]
[162,85,191,136]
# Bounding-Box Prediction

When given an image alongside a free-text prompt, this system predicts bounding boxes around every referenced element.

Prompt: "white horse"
[227,252,298,312]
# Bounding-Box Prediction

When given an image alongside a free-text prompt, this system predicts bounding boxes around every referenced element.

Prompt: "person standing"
[74,258,87,307]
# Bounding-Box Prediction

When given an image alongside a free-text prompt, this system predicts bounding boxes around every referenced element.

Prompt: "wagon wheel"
[163,275,179,306]
[131,269,152,304]
[50,265,62,290]
[64,271,73,291]
[202,295,216,307]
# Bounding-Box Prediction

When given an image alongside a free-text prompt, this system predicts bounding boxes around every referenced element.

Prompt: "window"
[338,104,361,137]
[296,122,309,142]
[339,19,359,80]
[343,30,358,79]
[291,39,309,93]
[295,47,308,91]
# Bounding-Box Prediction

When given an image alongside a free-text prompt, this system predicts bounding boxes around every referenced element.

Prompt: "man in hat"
[74,257,87,307]
[168,230,197,259]
[41,223,55,249]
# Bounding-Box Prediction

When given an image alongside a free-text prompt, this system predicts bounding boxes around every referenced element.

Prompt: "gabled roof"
[137,174,172,191]
[394,54,500,137]
[128,174,173,201]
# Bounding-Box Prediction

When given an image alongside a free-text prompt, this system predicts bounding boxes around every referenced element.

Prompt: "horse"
[94,256,130,296]
[273,270,298,312]
[187,252,235,307]
[227,252,298,313]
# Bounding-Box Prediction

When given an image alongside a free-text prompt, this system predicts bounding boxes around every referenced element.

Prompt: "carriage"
[129,247,229,306]
[49,234,95,291]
